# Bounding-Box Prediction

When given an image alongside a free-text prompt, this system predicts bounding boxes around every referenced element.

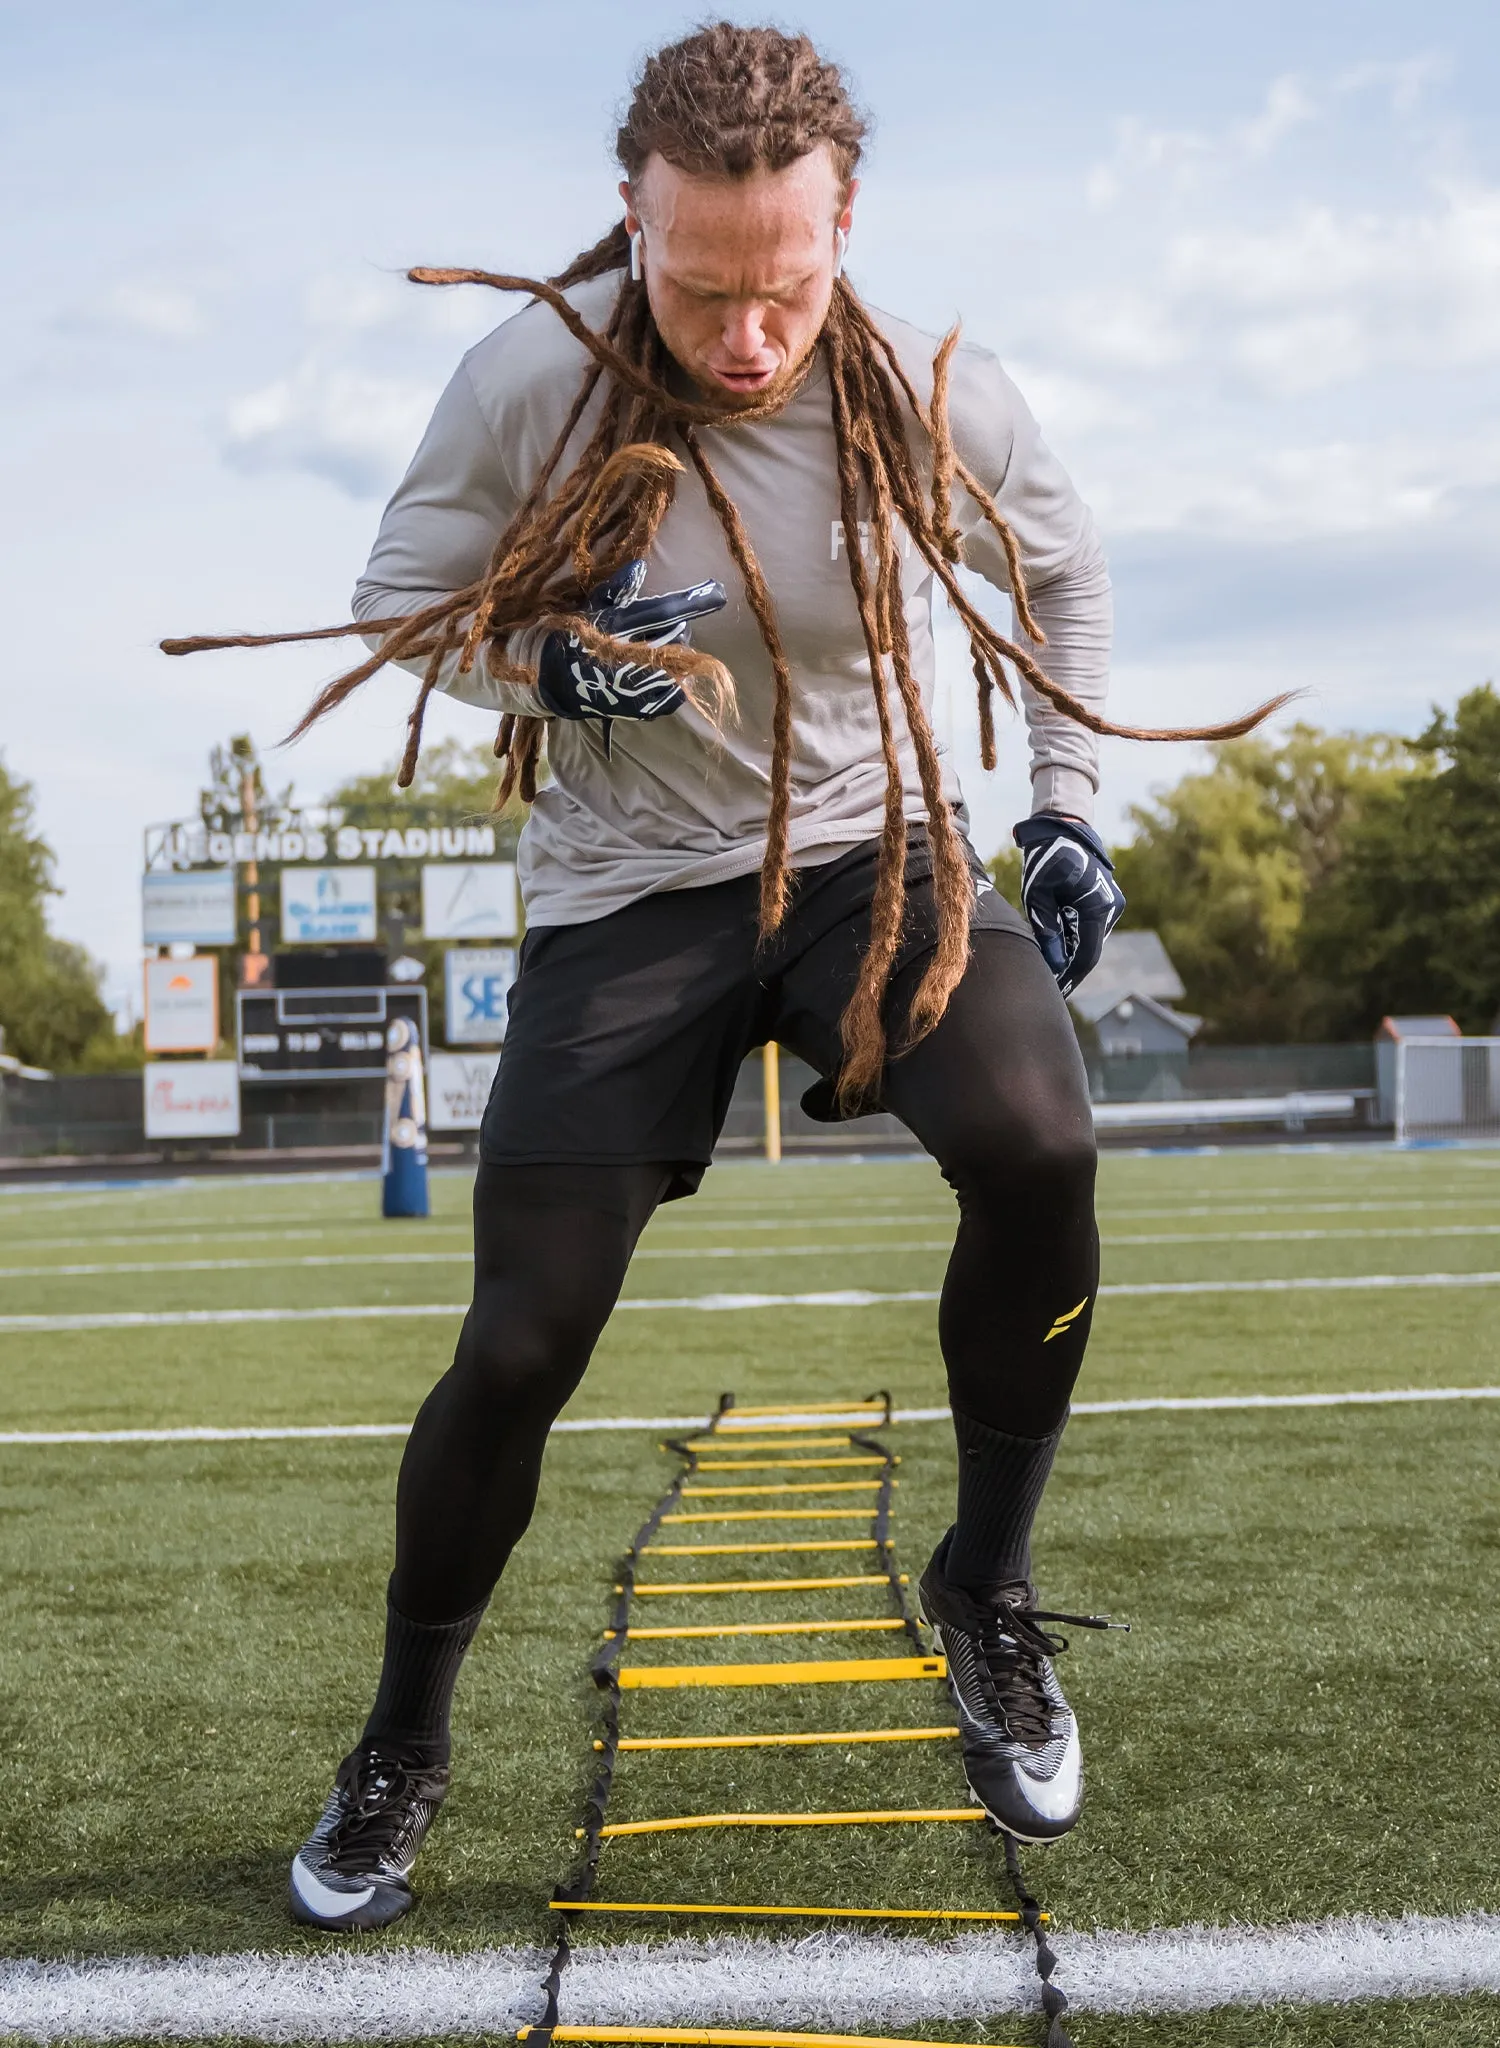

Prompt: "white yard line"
[5,1386,1497,1445]
[5,1269,1500,1336]
[1105,1222,1500,1245]
[12,1220,1500,1280]
[0,1245,960,1279]
[1093,1195,1500,1219]
[2,1913,1498,2037]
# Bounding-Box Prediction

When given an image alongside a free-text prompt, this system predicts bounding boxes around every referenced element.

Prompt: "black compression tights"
[390,932,1097,1623]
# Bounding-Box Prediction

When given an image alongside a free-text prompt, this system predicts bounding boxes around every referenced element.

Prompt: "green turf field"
[2,1145,1498,2045]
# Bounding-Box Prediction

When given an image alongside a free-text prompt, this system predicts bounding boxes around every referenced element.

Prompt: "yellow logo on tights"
[1043,1298,1089,1343]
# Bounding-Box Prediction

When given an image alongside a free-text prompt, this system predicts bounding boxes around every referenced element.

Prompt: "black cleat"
[919,1534,1086,1843]
[289,1744,450,1931]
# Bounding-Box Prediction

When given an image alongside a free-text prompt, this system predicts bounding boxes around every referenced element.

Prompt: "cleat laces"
[326,1751,430,1875]
[952,1590,1122,1748]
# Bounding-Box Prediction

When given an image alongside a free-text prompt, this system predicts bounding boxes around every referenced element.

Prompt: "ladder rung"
[549,1899,1030,1924]
[524,2027,1026,2047]
[691,1457,890,1471]
[602,1726,958,1752]
[681,1482,884,1498]
[662,1510,881,1524]
[623,1575,902,1595]
[675,1436,855,1451]
[589,1806,984,1839]
[618,1655,946,1689]
[718,1403,890,1417]
[647,1542,892,1557]
[607,1618,905,1642]
[708,1421,886,1435]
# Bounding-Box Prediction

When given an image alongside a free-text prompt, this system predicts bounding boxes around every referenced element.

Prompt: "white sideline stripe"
[4,1386,1497,1445]
[14,1221,1500,1280]
[3,1914,1499,2036]
[0,1244,960,1280]
[5,1268,1500,1335]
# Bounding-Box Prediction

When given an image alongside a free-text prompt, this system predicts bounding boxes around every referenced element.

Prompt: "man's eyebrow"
[671,268,819,296]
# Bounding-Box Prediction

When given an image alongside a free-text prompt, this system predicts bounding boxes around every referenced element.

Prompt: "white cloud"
[223,358,437,497]
[1086,73,1320,208]
[1228,311,1368,394]
[1091,432,1499,541]
[1162,179,1500,386]
[1237,74,1319,158]
[1001,362,1144,437]
[71,279,205,340]
[1333,52,1448,115]
[303,266,506,338]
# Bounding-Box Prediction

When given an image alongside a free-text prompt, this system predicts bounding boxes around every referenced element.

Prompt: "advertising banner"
[141,869,237,947]
[428,1050,500,1130]
[421,861,519,940]
[143,1060,241,1139]
[280,866,378,944]
[146,814,499,870]
[143,956,219,1052]
[237,986,426,1082]
[444,946,517,1045]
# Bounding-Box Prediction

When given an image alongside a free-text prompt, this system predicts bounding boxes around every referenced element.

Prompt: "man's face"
[620,145,858,410]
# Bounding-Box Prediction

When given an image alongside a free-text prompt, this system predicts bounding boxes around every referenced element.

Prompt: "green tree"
[986,841,1022,910]
[1306,686,1500,1034]
[199,732,293,837]
[0,756,128,1071]
[325,737,526,840]
[324,739,527,1042]
[1110,725,1411,1041]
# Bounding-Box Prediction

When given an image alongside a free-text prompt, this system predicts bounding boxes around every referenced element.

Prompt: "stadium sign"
[143,1060,241,1139]
[444,947,517,1045]
[280,866,378,945]
[422,862,519,940]
[145,813,500,871]
[237,985,428,1082]
[428,1050,500,1130]
[141,869,238,947]
[143,956,219,1052]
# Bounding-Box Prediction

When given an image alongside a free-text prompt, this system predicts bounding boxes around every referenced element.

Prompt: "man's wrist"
[1029,763,1096,822]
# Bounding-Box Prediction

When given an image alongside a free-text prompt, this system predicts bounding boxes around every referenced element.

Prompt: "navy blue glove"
[537,559,726,749]
[1013,814,1126,997]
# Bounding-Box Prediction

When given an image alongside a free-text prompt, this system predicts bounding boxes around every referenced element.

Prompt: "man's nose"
[721,303,769,361]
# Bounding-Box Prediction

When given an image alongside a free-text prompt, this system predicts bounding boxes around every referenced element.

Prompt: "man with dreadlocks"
[227,23,1279,1930]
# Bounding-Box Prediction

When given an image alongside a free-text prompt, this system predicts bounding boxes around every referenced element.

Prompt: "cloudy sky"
[3,0,1498,1011]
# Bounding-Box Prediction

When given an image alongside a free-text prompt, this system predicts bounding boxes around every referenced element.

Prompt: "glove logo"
[537,559,727,757]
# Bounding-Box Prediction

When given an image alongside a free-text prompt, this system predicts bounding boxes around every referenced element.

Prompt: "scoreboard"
[236,986,428,1082]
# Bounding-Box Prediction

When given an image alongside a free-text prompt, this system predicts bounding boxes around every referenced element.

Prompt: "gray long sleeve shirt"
[353,272,1112,928]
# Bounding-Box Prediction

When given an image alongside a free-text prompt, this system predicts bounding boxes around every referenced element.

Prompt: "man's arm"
[944,345,1113,823]
[351,357,550,718]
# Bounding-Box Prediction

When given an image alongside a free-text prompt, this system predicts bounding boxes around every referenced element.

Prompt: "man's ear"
[838,177,861,236]
[618,179,640,236]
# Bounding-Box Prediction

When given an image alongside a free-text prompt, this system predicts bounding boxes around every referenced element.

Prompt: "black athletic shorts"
[481,826,1031,1194]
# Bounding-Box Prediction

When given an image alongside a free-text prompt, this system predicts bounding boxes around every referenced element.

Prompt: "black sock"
[942,1407,1065,1591]
[359,1593,487,1762]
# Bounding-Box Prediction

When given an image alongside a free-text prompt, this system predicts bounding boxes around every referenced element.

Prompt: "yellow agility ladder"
[533,1391,1072,2048]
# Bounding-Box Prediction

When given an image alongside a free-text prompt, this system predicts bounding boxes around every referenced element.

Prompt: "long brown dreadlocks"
[163,23,1289,1107]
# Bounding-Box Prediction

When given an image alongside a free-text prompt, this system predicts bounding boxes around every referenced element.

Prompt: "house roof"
[1073,929,1185,1003]
[1376,1015,1460,1040]
[1070,987,1203,1038]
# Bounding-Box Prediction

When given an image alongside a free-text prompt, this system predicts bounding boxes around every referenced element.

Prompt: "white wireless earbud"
[629,231,644,282]
[833,226,848,280]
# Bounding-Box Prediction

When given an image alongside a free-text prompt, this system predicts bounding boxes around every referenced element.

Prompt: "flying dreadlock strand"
[826,297,975,1088]
[163,257,1292,1094]
[823,328,913,1104]
[677,423,799,937]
